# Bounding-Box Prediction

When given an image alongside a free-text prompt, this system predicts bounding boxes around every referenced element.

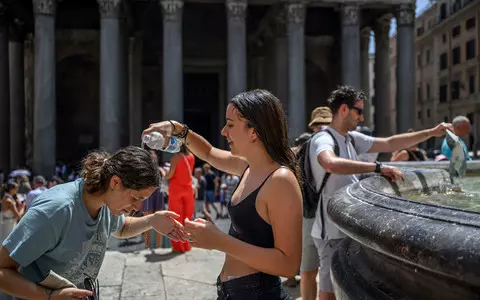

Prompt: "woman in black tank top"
[143,90,303,300]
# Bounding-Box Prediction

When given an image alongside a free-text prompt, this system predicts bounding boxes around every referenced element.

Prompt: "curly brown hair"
[81,146,160,194]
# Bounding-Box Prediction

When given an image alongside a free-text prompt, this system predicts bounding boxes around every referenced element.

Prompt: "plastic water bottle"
[142,132,182,153]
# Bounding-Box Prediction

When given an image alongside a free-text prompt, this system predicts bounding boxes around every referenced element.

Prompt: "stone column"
[120,14,129,146]
[360,27,371,127]
[286,1,307,140]
[129,33,143,146]
[98,0,123,153]
[24,34,34,168]
[160,0,183,122]
[33,0,56,177]
[341,4,360,88]
[396,3,416,133]
[9,20,25,169]
[374,17,393,137]
[226,0,247,99]
[0,3,9,173]
[272,9,288,107]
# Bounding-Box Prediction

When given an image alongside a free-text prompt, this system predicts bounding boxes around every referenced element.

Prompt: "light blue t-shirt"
[3,179,125,288]
[441,138,472,161]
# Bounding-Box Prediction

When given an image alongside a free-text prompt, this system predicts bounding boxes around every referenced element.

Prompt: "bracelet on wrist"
[374,161,383,173]
[45,288,55,300]
[177,124,189,140]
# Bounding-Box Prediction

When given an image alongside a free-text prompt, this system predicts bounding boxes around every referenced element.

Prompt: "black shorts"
[216,272,292,300]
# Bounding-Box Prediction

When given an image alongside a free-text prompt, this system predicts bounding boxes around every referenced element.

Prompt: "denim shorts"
[206,190,216,204]
[216,272,292,300]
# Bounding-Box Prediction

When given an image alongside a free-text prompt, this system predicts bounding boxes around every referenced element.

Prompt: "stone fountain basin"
[327,168,480,299]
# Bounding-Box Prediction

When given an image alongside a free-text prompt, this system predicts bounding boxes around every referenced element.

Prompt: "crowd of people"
[0,85,460,300]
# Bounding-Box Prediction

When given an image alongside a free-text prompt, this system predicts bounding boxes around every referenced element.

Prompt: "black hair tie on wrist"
[178,124,189,139]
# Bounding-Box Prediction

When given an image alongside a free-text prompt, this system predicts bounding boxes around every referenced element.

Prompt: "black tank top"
[227,167,282,249]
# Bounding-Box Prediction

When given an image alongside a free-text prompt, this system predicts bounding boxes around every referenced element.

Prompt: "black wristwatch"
[374,161,383,173]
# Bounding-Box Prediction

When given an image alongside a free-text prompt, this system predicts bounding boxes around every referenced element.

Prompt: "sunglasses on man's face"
[350,106,364,116]
[84,274,100,300]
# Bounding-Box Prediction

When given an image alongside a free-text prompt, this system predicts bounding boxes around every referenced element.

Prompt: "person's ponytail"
[81,151,111,194]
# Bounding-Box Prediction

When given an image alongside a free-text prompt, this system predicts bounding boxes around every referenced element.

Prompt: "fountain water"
[328,165,480,300]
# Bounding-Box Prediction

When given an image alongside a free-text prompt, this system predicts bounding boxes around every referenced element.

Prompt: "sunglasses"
[84,273,100,300]
[350,106,364,116]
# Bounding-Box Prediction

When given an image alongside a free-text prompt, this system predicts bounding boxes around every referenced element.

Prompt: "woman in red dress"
[165,145,195,253]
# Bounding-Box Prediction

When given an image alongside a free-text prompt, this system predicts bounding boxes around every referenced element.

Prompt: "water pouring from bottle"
[142,131,183,153]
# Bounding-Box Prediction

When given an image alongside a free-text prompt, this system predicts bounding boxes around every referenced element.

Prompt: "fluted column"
[396,3,416,133]
[0,2,9,173]
[226,0,247,99]
[33,0,56,177]
[160,0,183,122]
[9,20,25,169]
[374,17,393,137]
[129,32,143,146]
[286,1,306,140]
[360,27,371,127]
[97,0,123,153]
[341,4,360,88]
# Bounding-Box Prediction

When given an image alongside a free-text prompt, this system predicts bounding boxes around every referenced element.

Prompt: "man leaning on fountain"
[308,85,453,300]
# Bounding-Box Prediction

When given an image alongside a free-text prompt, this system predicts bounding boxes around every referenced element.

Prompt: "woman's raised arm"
[143,120,248,176]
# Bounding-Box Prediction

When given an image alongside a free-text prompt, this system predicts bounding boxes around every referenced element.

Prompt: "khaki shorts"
[313,238,343,293]
[300,218,319,272]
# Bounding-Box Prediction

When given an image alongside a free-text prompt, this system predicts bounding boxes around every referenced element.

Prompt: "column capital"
[341,4,359,26]
[286,2,307,25]
[360,27,371,50]
[159,0,183,22]
[97,0,122,18]
[32,0,56,16]
[226,0,247,21]
[361,27,371,39]
[396,3,415,26]
[374,15,391,36]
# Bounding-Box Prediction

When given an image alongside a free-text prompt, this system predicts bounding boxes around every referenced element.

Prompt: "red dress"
[168,153,195,252]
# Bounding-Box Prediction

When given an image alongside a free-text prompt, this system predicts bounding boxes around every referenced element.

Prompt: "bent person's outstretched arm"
[143,120,248,177]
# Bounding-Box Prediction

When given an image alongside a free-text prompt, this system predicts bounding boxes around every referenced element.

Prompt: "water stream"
[408,175,480,213]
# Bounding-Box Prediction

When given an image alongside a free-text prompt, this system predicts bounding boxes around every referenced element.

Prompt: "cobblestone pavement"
[99,217,301,300]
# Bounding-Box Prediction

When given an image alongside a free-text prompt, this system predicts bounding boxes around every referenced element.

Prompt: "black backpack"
[297,129,355,219]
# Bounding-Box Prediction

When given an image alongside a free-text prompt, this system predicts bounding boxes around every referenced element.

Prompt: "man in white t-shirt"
[309,85,454,300]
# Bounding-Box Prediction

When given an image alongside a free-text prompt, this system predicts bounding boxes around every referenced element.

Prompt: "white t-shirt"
[309,127,374,240]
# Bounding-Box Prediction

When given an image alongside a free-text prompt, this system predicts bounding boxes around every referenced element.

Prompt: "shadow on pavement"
[144,249,183,263]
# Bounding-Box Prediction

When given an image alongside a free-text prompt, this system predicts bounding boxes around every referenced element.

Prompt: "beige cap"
[308,106,332,128]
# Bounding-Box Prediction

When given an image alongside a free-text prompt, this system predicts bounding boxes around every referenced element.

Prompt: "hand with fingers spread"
[49,287,93,300]
[380,165,405,182]
[428,122,454,137]
[149,211,188,242]
[184,218,224,250]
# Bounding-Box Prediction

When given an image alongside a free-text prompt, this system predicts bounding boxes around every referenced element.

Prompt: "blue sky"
[369,0,432,53]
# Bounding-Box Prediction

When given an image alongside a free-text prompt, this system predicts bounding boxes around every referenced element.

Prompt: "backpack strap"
[318,129,340,239]
[347,133,356,150]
